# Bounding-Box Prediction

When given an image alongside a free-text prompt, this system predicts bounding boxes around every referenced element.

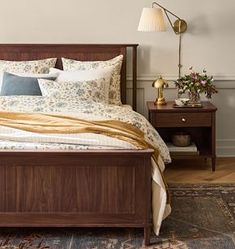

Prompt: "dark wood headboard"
[0,44,138,110]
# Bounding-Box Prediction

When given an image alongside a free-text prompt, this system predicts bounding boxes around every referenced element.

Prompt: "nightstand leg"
[212,157,216,171]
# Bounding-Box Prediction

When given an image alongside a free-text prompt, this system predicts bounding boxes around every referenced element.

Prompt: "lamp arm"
[163,10,175,32]
[152,2,182,20]
[151,1,187,80]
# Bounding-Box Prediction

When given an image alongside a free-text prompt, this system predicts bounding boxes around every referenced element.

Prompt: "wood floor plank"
[165,157,235,183]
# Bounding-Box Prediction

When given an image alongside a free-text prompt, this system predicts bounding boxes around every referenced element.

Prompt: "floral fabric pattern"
[0,58,57,74]
[0,96,171,163]
[0,141,122,151]
[62,55,123,105]
[38,77,110,103]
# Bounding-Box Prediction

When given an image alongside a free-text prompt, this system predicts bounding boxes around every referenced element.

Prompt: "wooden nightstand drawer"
[150,112,211,127]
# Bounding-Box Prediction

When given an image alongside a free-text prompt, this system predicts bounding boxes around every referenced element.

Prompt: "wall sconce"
[138,1,188,78]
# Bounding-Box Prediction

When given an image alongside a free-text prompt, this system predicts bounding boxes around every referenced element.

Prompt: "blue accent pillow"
[1,72,56,96]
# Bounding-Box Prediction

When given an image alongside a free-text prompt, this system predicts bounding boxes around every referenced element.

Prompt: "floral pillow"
[38,77,110,103]
[62,55,123,105]
[0,58,57,90]
[0,58,57,74]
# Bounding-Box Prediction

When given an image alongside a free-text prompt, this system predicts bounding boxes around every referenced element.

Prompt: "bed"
[0,44,170,246]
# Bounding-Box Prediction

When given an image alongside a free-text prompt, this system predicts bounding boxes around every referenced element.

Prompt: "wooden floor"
[165,157,235,183]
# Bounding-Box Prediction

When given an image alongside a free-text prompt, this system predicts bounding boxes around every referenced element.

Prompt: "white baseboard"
[217,139,235,157]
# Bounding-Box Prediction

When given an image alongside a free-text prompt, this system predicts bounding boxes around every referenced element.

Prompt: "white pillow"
[62,55,123,105]
[50,67,114,82]
[50,67,114,100]
[38,77,111,103]
[16,72,59,78]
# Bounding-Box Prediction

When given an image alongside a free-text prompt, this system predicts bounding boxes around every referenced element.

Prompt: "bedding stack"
[0,55,171,234]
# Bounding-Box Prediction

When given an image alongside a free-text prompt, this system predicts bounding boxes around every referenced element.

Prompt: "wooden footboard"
[0,149,153,245]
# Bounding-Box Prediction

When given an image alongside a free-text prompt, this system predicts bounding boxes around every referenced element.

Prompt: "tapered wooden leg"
[144,227,151,246]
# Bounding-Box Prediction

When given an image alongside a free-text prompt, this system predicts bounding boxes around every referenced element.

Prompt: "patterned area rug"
[0,184,234,249]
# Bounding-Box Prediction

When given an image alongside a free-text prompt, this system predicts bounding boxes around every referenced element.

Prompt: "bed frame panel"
[0,44,153,245]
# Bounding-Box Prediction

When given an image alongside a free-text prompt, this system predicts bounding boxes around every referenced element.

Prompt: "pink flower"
[201,80,206,85]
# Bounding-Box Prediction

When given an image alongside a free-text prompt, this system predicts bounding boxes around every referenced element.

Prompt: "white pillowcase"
[16,72,59,78]
[38,76,111,103]
[50,67,114,82]
[49,67,114,101]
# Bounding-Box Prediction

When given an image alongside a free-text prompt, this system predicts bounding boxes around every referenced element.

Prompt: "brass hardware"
[139,1,188,79]
[152,76,168,105]
[181,118,186,122]
[173,19,187,34]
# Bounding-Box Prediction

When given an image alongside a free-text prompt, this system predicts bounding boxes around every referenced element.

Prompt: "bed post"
[144,150,152,246]
[132,45,138,111]
[144,227,151,246]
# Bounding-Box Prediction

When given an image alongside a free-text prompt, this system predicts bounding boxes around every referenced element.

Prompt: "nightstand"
[147,101,217,171]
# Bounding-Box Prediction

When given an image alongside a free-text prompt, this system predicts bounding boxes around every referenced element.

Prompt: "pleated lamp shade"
[138,8,166,32]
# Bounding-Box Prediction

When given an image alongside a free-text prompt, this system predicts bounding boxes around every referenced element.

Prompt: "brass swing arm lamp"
[138,1,188,78]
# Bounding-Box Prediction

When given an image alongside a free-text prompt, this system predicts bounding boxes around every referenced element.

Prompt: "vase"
[188,91,201,105]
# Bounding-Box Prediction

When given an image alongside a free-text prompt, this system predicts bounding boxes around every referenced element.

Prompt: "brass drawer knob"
[181,117,186,122]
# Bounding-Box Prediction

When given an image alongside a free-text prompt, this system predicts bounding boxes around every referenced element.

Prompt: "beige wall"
[0,0,234,155]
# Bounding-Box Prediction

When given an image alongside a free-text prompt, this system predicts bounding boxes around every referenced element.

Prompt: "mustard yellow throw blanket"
[0,111,159,159]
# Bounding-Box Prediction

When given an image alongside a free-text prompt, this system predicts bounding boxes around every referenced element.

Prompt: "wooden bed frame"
[0,44,153,246]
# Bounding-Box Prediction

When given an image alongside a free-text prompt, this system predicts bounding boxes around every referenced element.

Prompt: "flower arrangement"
[175,67,218,99]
